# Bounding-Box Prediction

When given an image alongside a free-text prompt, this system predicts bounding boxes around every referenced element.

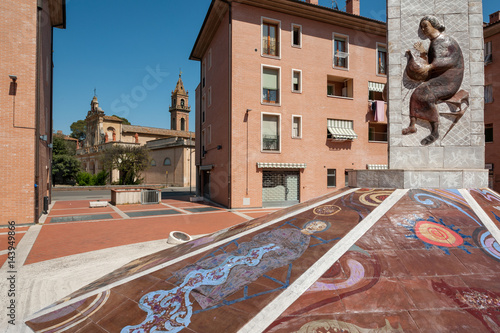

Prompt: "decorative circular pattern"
[415,221,463,247]
[359,190,392,207]
[313,205,341,216]
[473,227,500,262]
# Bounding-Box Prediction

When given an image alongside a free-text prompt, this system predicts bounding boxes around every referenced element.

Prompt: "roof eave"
[48,0,66,29]
[190,0,387,61]
[484,20,500,38]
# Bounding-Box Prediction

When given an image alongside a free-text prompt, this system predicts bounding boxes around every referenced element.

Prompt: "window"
[327,75,353,98]
[208,48,212,69]
[368,123,388,142]
[262,19,280,57]
[180,99,185,107]
[201,129,206,158]
[333,34,349,69]
[485,85,493,104]
[262,66,280,104]
[377,43,387,75]
[202,61,206,87]
[327,169,336,187]
[486,124,493,143]
[485,41,492,64]
[208,87,212,106]
[202,95,206,122]
[150,159,156,166]
[207,125,212,144]
[262,113,280,152]
[345,170,352,187]
[172,117,176,130]
[163,158,171,166]
[292,115,302,138]
[368,81,385,101]
[292,24,302,47]
[292,69,301,93]
[180,118,186,131]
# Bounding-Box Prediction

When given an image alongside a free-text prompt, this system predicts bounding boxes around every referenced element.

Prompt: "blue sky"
[53,0,498,135]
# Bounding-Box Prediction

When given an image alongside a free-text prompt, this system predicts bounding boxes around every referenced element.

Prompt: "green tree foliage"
[52,135,80,185]
[76,170,109,186]
[101,145,150,185]
[112,115,131,125]
[70,119,86,141]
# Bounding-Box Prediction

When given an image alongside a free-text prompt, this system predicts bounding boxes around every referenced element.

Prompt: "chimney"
[305,0,318,5]
[346,0,360,16]
[490,11,500,24]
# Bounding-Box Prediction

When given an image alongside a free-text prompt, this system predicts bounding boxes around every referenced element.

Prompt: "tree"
[101,145,150,185]
[70,119,86,141]
[52,154,81,185]
[112,115,131,125]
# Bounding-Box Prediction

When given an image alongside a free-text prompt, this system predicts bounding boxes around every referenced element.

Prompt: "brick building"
[76,75,196,187]
[484,11,500,192]
[191,0,388,208]
[0,0,65,223]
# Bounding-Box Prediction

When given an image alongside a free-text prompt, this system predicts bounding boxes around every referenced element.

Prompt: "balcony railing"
[169,105,191,112]
[262,135,279,151]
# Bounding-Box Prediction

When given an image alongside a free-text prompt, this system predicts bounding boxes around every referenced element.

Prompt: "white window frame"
[201,129,206,158]
[292,115,302,139]
[261,64,281,106]
[485,41,492,64]
[291,23,302,48]
[376,42,387,76]
[485,85,493,104]
[327,169,336,188]
[261,17,281,59]
[202,60,206,88]
[333,33,349,70]
[291,69,302,93]
[202,94,206,123]
[261,112,281,153]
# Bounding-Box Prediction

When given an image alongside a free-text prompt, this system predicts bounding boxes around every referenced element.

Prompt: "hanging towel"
[374,101,385,122]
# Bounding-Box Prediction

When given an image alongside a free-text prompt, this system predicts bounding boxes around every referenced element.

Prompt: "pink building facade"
[191,0,388,208]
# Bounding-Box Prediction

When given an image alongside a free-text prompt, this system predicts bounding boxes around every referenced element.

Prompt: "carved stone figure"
[104,132,108,143]
[112,130,116,141]
[134,132,139,143]
[403,16,464,145]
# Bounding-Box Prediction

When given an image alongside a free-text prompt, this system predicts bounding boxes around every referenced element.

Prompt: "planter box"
[110,188,161,205]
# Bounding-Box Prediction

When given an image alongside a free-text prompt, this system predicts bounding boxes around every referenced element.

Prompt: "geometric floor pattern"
[25,188,500,332]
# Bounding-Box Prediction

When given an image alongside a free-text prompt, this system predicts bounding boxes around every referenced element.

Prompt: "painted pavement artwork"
[26,189,500,332]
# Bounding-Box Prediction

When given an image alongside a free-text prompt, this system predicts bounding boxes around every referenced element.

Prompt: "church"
[75,74,196,187]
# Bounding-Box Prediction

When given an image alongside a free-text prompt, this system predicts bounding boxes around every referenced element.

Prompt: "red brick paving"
[25,211,247,265]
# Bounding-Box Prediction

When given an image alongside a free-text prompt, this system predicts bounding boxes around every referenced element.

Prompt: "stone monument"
[350,0,488,188]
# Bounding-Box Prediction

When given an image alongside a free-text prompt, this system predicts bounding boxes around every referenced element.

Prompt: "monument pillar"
[350,0,488,189]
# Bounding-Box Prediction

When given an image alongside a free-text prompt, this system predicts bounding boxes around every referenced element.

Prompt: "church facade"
[75,75,196,187]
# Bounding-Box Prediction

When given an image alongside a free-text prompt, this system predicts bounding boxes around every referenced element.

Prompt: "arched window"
[181,99,185,107]
[180,118,186,131]
[163,157,171,166]
[172,117,176,130]
[150,159,156,166]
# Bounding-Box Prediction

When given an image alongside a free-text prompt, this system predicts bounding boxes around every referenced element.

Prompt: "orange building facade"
[0,0,65,223]
[191,0,388,208]
[485,11,500,192]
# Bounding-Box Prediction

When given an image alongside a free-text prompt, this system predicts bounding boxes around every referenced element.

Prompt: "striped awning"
[366,164,388,170]
[327,119,358,141]
[368,81,385,92]
[257,163,306,169]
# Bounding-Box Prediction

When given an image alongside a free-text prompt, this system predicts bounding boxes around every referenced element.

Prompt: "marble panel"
[443,146,484,169]
[404,171,440,188]
[463,170,488,188]
[440,171,463,188]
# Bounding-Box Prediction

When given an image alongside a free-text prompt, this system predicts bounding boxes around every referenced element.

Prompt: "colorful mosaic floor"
[25,188,500,332]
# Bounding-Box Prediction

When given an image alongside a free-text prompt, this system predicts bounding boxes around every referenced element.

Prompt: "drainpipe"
[34,0,43,222]
[221,0,232,208]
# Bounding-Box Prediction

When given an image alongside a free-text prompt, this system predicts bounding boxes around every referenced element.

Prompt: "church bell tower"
[169,72,190,131]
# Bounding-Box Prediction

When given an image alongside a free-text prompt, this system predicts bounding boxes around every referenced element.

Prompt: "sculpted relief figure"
[403,16,465,145]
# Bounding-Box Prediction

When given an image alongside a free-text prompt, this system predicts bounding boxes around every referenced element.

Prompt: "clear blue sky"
[53,0,498,135]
